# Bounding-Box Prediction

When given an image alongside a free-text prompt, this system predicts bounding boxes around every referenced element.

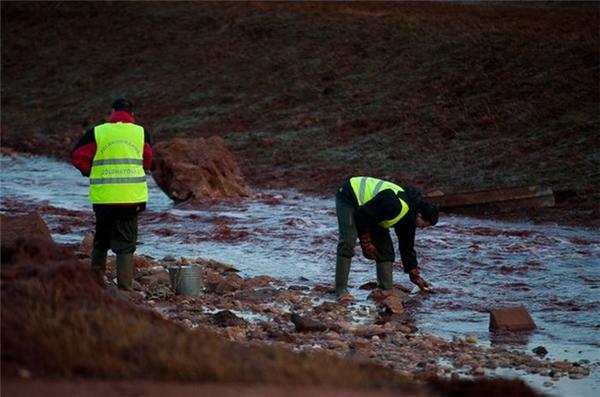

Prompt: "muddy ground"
[1,2,599,227]
[0,213,550,397]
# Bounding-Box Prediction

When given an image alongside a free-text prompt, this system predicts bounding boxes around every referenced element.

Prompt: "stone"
[552,361,572,371]
[290,313,327,333]
[133,255,153,268]
[543,381,553,387]
[80,233,94,254]
[215,274,245,294]
[204,271,225,292]
[139,270,171,285]
[359,281,378,290]
[226,326,246,341]
[465,335,478,344]
[532,346,548,357]
[17,368,31,379]
[152,136,251,202]
[211,310,249,327]
[471,366,485,376]
[368,288,405,302]
[381,296,404,314]
[489,306,536,331]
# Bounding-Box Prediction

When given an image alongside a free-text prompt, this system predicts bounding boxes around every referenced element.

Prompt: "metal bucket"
[168,265,202,296]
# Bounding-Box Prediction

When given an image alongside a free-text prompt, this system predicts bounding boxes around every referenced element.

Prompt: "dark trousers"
[93,206,138,255]
[336,190,395,262]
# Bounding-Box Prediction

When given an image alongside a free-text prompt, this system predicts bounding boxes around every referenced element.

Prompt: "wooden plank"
[425,185,555,212]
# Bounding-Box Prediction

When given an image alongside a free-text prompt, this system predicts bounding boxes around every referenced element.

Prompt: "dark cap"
[416,200,439,226]
[111,98,134,113]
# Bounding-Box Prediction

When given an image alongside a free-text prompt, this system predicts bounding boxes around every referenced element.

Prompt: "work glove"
[408,268,430,292]
[359,234,378,259]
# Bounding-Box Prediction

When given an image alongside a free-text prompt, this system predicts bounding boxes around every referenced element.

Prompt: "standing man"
[335,176,438,302]
[71,98,153,290]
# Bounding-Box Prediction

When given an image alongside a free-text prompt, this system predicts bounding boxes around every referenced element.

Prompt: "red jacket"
[71,111,153,177]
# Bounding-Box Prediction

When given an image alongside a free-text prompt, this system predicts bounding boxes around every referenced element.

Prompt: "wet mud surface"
[2,155,599,396]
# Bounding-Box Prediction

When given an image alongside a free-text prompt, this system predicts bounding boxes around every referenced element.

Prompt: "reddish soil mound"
[152,136,251,202]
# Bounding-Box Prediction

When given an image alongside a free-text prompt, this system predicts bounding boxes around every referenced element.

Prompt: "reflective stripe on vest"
[349,176,409,229]
[89,122,148,204]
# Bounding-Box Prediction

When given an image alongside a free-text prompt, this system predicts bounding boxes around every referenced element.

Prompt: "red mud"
[0,214,546,396]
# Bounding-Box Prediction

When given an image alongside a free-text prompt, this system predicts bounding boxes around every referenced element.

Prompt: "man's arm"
[70,129,96,177]
[143,129,154,172]
[396,223,418,273]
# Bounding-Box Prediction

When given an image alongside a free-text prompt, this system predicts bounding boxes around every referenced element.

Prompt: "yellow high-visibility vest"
[349,176,409,228]
[89,122,148,204]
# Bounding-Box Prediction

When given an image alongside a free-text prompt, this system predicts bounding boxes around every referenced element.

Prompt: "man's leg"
[91,211,112,287]
[335,192,357,298]
[371,227,395,291]
[111,215,138,291]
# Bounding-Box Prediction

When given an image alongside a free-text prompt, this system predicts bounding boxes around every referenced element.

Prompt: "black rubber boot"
[90,248,107,287]
[335,255,352,298]
[116,253,134,291]
[376,261,394,291]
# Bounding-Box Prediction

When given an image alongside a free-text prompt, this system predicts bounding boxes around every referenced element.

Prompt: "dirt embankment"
[1,2,598,227]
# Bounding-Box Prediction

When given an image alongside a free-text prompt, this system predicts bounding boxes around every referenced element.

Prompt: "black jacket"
[339,179,422,273]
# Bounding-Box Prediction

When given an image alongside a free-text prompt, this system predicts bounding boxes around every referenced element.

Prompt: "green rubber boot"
[335,256,352,298]
[90,248,107,287]
[376,261,394,291]
[116,253,134,291]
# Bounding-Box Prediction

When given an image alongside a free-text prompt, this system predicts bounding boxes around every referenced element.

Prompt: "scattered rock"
[552,361,572,371]
[17,368,31,379]
[465,335,478,344]
[381,296,404,314]
[210,310,249,327]
[80,233,94,254]
[532,346,548,357]
[134,255,153,268]
[215,274,245,294]
[359,282,378,290]
[489,306,536,331]
[226,326,246,341]
[291,313,327,333]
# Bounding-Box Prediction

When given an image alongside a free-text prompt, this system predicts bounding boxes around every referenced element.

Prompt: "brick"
[489,306,536,331]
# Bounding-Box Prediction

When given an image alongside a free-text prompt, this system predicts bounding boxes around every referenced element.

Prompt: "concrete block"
[489,306,536,331]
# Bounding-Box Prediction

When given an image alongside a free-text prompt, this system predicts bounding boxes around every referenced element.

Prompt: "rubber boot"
[90,248,107,288]
[116,253,134,291]
[335,256,352,298]
[376,261,394,291]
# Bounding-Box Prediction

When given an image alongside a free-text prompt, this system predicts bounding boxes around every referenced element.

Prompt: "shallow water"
[1,155,599,396]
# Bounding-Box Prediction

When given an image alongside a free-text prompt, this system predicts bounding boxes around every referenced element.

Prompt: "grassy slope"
[1,2,598,213]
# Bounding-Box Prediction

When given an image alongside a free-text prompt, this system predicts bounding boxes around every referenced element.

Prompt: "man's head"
[415,200,439,229]
[111,98,134,114]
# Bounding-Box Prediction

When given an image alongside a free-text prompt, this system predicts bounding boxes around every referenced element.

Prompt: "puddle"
[2,154,599,395]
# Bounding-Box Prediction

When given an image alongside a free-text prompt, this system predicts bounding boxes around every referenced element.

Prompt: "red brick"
[489,306,536,331]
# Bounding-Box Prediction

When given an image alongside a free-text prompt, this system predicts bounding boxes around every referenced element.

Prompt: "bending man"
[335,176,438,302]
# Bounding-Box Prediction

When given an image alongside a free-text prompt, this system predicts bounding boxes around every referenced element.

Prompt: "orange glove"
[359,234,378,259]
[409,268,430,292]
